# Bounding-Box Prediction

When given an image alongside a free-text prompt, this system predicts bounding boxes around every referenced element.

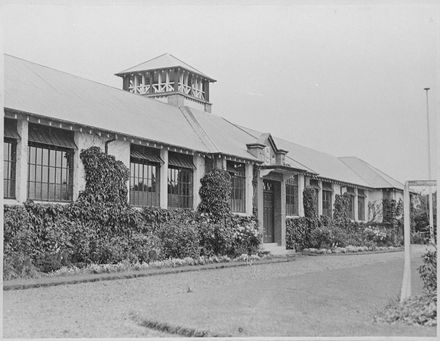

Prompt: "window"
[286,176,298,216]
[358,189,366,221]
[227,161,246,213]
[4,118,19,199]
[4,139,17,199]
[27,124,75,202]
[129,145,161,207]
[168,167,193,209]
[322,182,333,217]
[28,144,73,201]
[309,179,320,211]
[346,187,355,219]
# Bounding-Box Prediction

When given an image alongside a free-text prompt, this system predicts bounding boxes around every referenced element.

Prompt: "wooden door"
[263,180,275,242]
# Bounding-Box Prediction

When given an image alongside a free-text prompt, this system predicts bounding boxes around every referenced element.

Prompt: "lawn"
[3,246,436,338]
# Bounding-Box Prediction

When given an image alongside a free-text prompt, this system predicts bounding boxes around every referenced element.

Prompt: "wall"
[367,189,384,222]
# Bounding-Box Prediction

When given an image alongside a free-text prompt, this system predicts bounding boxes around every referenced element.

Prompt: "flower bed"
[8,253,267,281]
[302,245,401,255]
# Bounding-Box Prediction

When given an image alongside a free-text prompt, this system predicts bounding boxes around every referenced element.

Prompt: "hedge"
[3,147,261,280]
[286,215,403,251]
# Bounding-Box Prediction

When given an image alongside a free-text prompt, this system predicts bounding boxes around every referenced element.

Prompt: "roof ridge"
[222,118,261,140]
[178,106,219,153]
[339,157,397,188]
[224,119,315,172]
[166,53,206,76]
[117,53,169,74]
[5,54,187,111]
[340,156,403,188]
[116,53,212,79]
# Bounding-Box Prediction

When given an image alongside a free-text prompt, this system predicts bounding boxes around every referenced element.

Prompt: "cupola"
[115,53,216,112]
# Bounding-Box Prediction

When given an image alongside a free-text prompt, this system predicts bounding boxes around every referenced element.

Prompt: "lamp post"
[424,87,434,243]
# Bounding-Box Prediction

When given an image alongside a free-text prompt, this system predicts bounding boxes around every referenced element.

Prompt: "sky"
[2,0,439,183]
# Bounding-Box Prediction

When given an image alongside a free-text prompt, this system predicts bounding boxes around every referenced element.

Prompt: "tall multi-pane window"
[4,139,17,199]
[129,145,161,207]
[322,182,333,217]
[286,176,299,216]
[27,124,75,202]
[358,189,366,221]
[168,152,194,209]
[227,160,246,213]
[28,145,74,201]
[309,179,320,211]
[346,187,355,219]
[4,118,19,199]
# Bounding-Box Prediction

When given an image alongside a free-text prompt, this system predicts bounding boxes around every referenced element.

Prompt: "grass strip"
[3,256,296,291]
[129,312,229,337]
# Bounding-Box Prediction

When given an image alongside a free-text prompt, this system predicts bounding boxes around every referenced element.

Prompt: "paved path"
[3,246,435,337]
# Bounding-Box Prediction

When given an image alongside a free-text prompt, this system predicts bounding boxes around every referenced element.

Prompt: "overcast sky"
[2,0,439,183]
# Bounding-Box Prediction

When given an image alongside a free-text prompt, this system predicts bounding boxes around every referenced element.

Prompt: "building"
[3,53,404,253]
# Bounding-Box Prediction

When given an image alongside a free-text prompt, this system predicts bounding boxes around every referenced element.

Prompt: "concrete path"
[3,245,435,337]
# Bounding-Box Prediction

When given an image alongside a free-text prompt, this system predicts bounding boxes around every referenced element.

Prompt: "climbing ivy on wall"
[303,186,317,219]
[198,169,232,220]
[77,146,129,206]
[333,193,351,226]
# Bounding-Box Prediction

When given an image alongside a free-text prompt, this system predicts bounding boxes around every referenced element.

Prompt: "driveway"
[3,245,435,337]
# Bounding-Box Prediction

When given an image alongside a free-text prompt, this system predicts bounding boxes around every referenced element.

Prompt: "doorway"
[263,180,275,242]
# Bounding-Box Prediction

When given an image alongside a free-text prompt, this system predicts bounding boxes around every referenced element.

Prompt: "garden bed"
[302,245,404,256]
[3,253,297,291]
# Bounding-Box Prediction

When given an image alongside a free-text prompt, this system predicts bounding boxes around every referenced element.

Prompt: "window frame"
[286,176,299,216]
[27,142,74,202]
[4,138,17,199]
[129,157,160,207]
[358,189,366,221]
[322,182,333,217]
[167,165,193,209]
[227,160,246,213]
[346,187,355,220]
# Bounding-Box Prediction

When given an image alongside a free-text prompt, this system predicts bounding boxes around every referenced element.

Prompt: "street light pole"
[424,87,434,243]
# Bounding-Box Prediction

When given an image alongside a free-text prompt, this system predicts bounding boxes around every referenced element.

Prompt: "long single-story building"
[3,53,404,253]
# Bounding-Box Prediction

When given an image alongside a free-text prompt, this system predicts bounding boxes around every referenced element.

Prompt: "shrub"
[303,187,317,219]
[128,233,163,263]
[198,169,232,220]
[333,193,351,227]
[418,249,437,294]
[286,217,313,250]
[156,222,200,259]
[198,218,233,256]
[374,294,436,327]
[230,215,260,256]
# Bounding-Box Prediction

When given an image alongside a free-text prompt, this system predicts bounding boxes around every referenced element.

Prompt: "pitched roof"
[4,54,403,190]
[339,157,404,190]
[4,54,212,153]
[236,125,369,186]
[115,53,215,81]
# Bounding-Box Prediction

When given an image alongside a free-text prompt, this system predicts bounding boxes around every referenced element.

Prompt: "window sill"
[231,212,251,217]
[3,198,20,205]
[29,200,72,206]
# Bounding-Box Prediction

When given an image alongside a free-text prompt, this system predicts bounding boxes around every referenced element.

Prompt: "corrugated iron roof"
[5,54,212,154]
[237,125,371,187]
[339,157,404,190]
[4,54,403,190]
[116,53,216,81]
